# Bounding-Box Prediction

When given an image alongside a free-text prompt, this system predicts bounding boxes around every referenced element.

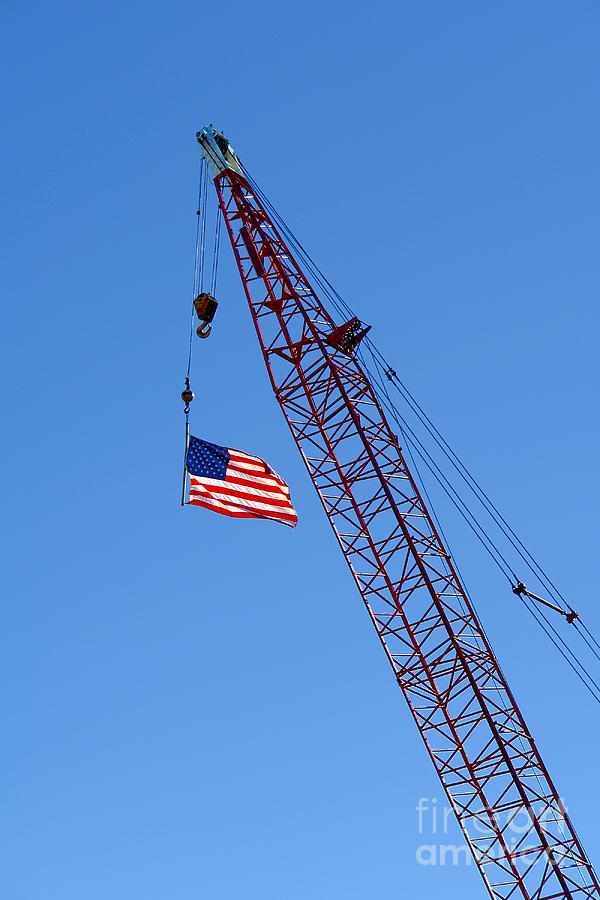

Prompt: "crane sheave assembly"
[190,124,599,900]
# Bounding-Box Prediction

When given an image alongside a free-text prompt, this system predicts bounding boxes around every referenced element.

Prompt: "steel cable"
[198,161,209,294]
[237,158,600,705]
[186,159,206,379]
[365,339,572,612]
[520,596,600,705]
[210,206,222,296]
[363,353,518,584]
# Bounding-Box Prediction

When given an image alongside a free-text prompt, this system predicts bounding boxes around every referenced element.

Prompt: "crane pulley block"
[193,292,218,339]
[325,317,371,354]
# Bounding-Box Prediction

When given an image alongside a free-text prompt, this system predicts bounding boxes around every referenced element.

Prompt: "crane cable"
[359,345,600,668]
[186,159,209,381]
[198,160,209,294]
[241,165,577,599]
[520,596,600,704]
[239,161,600,706]
[356,347,600,706]
[209,205,222,297]
[181,159,210,505]
[235,164,600,890]
[365,340,573,611]
[360,352,600,705]
[242,168,518,581]
[358,341,600,697]
[364,354,518,584]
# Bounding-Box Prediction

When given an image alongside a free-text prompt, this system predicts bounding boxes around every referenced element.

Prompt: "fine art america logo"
[415,797,569,866]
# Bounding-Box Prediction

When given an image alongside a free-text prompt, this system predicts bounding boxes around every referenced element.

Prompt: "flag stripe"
[228,449,265,463]
[188,493,297,523]
[189,497,276,520]
[186,436,297,527]
[189,477,291,505]
[218,471,288,491]
[189,481,295,511]
[227,460,272,476]
[189,484,294,515]
[227,451,286,476]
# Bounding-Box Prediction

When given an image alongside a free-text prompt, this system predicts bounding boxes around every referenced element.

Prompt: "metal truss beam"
[213,167,599,900]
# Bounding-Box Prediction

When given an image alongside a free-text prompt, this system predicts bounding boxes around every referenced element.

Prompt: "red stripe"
[226,452,284,480]
[189,484,297,518]
[224,472,288,492]
[228,451,266,467]
[190,474,292,500]
[188,498,263,519]
[227,464,284,483]
[190,477,292,506]
[190,479,293,509]
[224,451,287,483]
[227,448,265,463]
[191,472,287,495]
[188,495,297,525]
[191,470,287,492]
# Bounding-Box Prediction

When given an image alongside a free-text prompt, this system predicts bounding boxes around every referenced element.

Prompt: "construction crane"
[192,125,599,900]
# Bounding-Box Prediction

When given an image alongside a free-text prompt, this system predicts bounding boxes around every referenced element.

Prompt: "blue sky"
[2,2,599,898]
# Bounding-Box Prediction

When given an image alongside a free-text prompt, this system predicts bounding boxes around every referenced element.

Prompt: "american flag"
[185,435,297,527]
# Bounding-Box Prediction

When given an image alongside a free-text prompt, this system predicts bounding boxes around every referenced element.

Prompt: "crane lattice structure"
[195,126,599,900]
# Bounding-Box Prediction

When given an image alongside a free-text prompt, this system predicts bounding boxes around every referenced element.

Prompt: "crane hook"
[193,292,218,339]
[196,321,212,339]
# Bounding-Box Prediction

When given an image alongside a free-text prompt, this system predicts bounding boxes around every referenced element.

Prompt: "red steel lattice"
[211,164,599,900]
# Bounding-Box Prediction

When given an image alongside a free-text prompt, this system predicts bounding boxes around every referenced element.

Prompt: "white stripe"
[227,467,288,490]
[190,470,288,492]
[227,458,267,474]
[190,488,293,512]
[228,448,263,463]
[190,476,289,501]
[189,496,257,517]
[190,493,295,521]
[191,462,289,492]
[225,468,287,490]
[189,487,294,516]
[190,494,295,521]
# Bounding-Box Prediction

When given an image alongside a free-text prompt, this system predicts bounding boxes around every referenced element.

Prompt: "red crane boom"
[196,127,599,900]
